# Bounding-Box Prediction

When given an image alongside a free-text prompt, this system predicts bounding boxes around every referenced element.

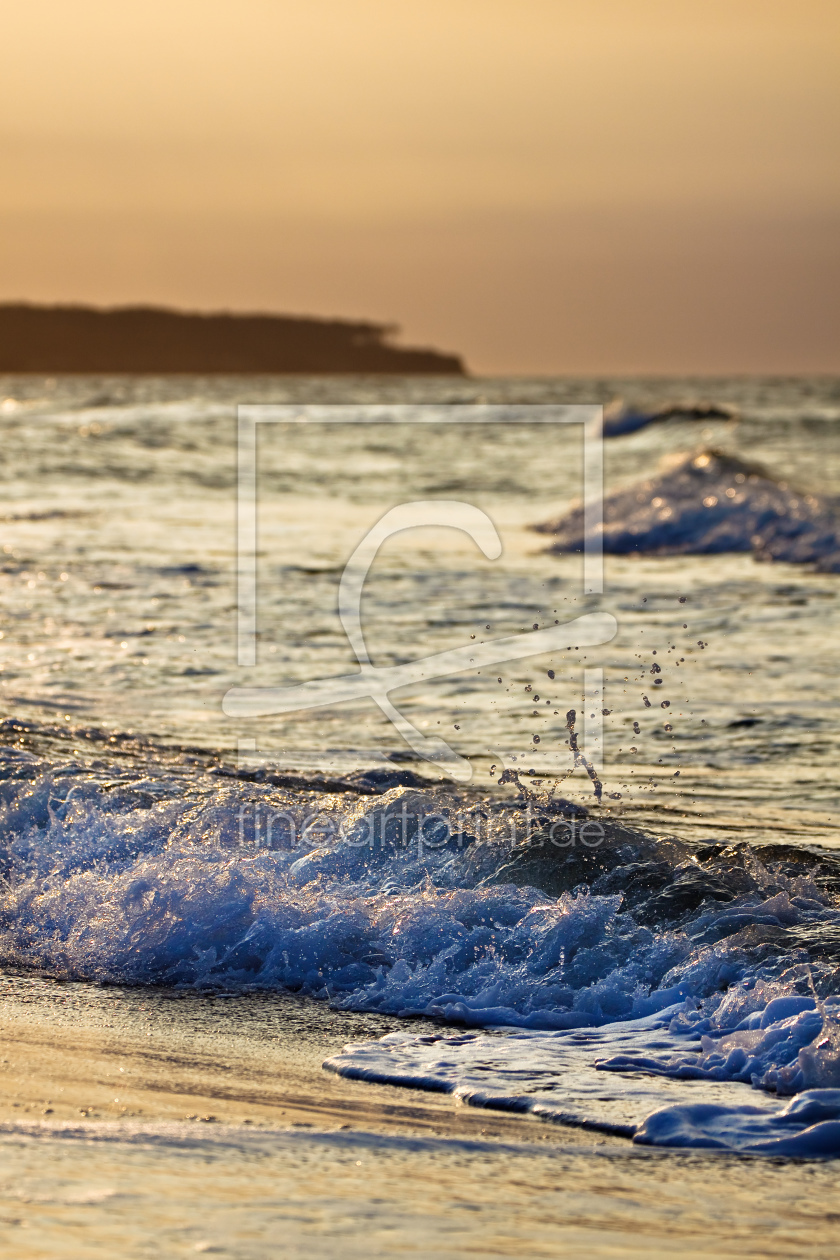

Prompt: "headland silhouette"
[0,303,465,374]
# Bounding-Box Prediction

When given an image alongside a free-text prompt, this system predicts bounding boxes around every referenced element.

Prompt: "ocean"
[1,374,840,1248]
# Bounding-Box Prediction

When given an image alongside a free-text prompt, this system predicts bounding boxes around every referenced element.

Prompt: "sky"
[2,0,838,374]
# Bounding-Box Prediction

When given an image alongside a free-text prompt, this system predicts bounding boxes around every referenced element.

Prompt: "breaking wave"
[2,729,840,1116]
[536,449,840,571]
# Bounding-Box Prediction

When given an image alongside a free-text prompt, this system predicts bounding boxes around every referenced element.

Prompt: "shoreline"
[0,972,621,1148]
[3,973,840,1256]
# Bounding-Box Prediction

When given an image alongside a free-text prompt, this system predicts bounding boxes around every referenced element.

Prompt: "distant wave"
[600,398,738,438]
[535,449,840,571]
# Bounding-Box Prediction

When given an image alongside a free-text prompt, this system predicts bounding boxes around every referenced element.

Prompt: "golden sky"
[2,0,838,373]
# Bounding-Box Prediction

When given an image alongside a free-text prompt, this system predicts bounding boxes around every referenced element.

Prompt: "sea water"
[0,373,839,1155]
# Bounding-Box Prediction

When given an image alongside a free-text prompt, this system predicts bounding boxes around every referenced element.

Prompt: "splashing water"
[3,728,840,1157]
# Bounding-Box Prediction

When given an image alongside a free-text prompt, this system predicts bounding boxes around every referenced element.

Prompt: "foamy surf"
[326,999,840,1156]
[2,730,840,1154]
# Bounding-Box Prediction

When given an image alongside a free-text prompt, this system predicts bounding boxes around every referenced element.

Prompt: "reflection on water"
[0,374,836,843]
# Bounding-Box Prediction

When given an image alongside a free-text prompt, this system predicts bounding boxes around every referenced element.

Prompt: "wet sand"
[1,976,840,1258]
[0,972,593,1144]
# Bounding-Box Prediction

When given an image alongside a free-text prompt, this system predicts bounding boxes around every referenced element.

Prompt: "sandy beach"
[1,976,839,1258]
[0,973,581,1141]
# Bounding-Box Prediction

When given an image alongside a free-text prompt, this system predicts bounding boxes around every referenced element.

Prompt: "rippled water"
[0,374,837,842]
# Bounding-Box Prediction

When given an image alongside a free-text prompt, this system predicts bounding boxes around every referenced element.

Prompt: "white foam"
[325,1008,780,1136]
[3,771,840,1150]
[635,1090,840,1155]
[326,1002,840,1155]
